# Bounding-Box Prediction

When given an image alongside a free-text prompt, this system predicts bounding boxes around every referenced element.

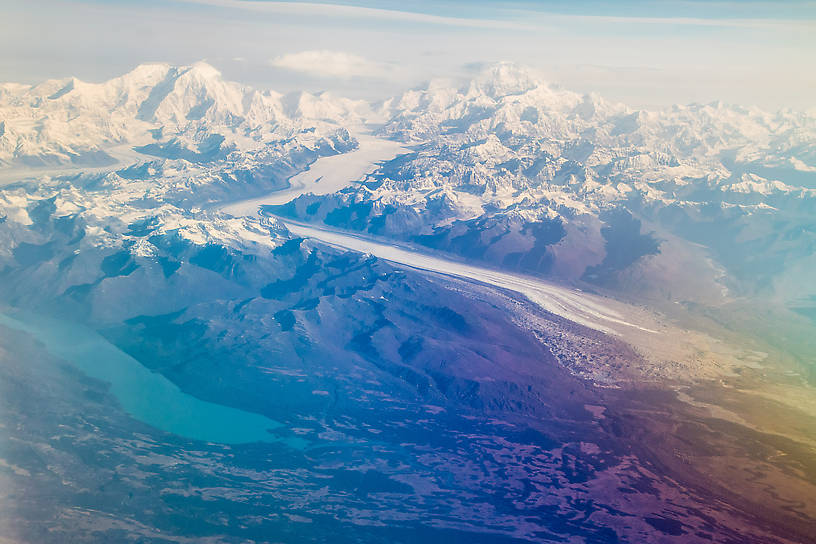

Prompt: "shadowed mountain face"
[1,63,815,543]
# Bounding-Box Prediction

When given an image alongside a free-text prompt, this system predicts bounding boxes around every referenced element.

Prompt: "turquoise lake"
[0,312,289,445]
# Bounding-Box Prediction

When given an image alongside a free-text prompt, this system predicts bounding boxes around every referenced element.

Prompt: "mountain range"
[1,62,815,544]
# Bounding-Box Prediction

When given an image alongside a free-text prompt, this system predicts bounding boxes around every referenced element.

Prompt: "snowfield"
[221,132,408,216]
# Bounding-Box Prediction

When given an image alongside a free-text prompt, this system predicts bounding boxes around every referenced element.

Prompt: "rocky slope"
[2,172,815,544]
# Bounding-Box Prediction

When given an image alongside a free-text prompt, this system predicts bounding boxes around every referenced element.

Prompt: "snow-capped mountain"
[276,63,816,308]
[381,63,816,168]
[0,61,367,168]
[1,61,814,310]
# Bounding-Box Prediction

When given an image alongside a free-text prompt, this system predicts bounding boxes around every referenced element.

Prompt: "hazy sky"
[2,0,815,110]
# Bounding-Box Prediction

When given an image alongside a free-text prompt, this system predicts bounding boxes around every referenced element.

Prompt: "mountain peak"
[186,61,222,79]
[467,62,543,99]
[120,62,174,83]
[118,61,221,90]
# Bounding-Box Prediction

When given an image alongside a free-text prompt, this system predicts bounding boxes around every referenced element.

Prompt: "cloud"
[176,0,815,31]
[175,0,533,30]
[270,50,391,79]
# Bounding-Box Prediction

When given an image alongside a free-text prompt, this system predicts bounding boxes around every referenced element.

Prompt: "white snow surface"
[221,133,408,216]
